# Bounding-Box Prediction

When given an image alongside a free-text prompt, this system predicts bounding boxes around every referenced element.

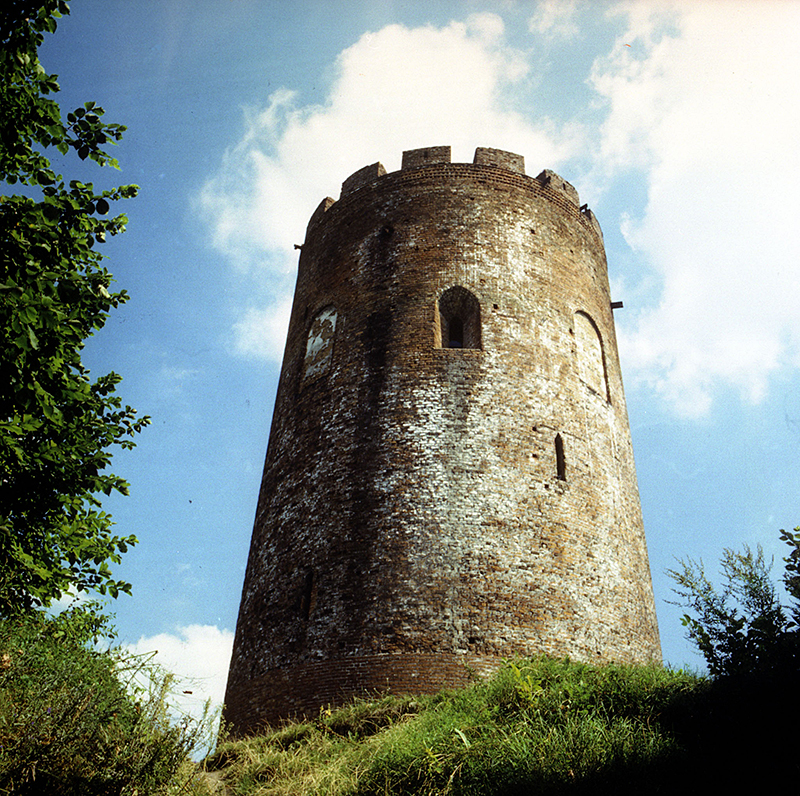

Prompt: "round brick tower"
[224,146,661,733]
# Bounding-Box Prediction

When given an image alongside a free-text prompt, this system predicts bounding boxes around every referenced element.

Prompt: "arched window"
[302,306,337,383]
[437,286,481,350]
[574,311,609,400]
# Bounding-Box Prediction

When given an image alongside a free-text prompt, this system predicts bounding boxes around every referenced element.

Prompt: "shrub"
[0,606,208,795]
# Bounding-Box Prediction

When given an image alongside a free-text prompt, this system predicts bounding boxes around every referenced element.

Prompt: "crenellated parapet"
[312,146,601,241]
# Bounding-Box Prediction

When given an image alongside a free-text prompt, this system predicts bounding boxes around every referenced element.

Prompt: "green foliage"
[0,607,212,795]
[668,527,800,678]
[0,1,149,613]
[352,659,693,796]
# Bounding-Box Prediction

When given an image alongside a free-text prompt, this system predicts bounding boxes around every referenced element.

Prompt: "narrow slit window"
[300,569,316,620]
[555,433,566,481]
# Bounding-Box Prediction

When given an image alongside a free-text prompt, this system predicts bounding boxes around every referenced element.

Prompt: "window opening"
[437,286,481,349]
[448,317,464,348]
[555,433,566,481]
[302,306,337,383]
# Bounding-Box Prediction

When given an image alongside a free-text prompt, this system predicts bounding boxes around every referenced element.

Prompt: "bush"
[663,528,800,790]
[668,526,800,678]
[0,606,208,795]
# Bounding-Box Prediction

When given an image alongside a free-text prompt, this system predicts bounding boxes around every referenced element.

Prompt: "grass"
[6,630,793,796]
[201,657,705,796]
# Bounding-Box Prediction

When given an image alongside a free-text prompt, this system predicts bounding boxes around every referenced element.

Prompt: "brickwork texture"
[224,145,661,735]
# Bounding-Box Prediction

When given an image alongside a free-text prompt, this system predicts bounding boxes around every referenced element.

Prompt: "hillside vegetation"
[0,608,213,796]
[191,655,792,796]
[5,526,800,794]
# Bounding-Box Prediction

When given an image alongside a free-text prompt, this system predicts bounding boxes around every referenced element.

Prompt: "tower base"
[224,653,503,735]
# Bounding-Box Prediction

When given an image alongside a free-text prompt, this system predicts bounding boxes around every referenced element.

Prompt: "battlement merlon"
[473,147,525,174]
[402,145,452,169]
[307,196,336,230]
[535,169,579,206]
[340,162,387,196]
[534,168,601,238]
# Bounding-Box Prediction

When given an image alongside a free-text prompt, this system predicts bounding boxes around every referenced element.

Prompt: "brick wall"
[224,147,661,735]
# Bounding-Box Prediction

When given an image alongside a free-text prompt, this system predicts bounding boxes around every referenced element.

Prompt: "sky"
[32,0,800,727]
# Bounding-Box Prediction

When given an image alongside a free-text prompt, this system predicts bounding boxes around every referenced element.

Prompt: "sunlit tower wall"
[224,145,661,734]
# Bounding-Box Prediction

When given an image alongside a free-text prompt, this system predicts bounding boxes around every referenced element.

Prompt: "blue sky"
[34,0,800,721]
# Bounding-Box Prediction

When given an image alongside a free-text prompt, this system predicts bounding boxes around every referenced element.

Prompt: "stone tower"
[224,146,661,734]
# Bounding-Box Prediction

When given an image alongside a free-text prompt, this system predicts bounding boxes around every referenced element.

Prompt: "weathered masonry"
[224,145,661,734]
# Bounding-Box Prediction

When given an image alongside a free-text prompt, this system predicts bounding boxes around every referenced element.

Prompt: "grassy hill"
[191,654,799,795]
[191,656,770,796]
[4,611,794,796]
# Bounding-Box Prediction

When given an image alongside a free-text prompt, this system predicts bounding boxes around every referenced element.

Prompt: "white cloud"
[124,624,234,747]
[528,0,580,39]
[199,2,800,416]
[592,0,800,415]
[199,16,577,362]
[233,295,294,362]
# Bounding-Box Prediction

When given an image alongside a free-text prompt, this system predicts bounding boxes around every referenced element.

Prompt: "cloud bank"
[124,624,233,741]
[593,1,800,415]
[200,2,800,416]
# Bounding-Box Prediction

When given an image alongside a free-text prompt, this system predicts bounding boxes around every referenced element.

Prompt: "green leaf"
[27,326,40,350]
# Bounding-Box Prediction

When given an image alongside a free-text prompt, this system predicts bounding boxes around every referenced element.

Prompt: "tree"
[0,1,148,614]
[668,527,800,678]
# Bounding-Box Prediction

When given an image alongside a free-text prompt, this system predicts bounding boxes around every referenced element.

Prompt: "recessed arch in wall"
[574,310,609,400]
[436,286,481,349]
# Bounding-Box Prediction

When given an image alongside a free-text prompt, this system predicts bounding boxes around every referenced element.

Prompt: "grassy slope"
[196,657,716,796]
[196,655,799,796]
